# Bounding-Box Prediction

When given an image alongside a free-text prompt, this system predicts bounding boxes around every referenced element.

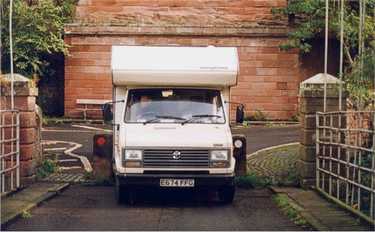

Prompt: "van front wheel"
[218,186,235,204]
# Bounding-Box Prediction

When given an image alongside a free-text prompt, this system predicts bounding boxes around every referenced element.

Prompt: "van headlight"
[234,139,243,149]
[122,149,143,168]
[123,149,143,161]
[210,150,228,161]
[210,150,229,168]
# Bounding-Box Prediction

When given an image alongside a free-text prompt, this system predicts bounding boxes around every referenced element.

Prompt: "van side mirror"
[236,104,245,124]
[102,103,113,124]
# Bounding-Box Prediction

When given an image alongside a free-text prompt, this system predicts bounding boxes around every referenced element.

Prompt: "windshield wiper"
[143,115,186,125]
[181,114,222,125]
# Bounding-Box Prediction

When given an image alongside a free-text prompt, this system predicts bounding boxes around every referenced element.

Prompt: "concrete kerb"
[269,187,327,231]
[43,118,104,126]
[0,187,26,199]
[269,186,373,230]
[245,121,300,125]
[1,183,70,229]
[233,122,300,129]
[248,143,324,230]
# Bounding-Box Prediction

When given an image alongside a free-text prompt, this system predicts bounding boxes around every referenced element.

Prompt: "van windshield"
[125,89,225,124]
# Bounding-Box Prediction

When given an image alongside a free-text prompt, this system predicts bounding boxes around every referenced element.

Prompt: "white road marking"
[42,141,61,145]
[59,166,82,170]
[58,159,79,163]
[42,140,93,173]
[72,124,112,133]
[42,129,94,133]
[246,142,299,158]
[64,142,93,173]
[44,147,67,151]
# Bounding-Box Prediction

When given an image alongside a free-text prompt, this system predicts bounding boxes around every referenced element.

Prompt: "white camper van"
[103,46,245,204]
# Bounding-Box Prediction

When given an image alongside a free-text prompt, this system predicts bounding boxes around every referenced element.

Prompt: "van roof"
[111,46,238,87]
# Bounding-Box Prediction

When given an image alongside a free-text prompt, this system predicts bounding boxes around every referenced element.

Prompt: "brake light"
[96,136,106,146]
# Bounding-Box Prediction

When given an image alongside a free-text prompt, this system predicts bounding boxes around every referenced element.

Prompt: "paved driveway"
[5,186,302,231]
[5,124,302,231]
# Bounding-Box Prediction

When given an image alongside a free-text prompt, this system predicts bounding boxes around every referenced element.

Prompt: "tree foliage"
[273,0,375,109]
[0,0,77,78]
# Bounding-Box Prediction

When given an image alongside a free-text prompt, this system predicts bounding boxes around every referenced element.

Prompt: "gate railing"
[316,111,375,224]
[0,109,20,194]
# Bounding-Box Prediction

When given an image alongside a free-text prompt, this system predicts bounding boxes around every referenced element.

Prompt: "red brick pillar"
[297,73,347,189]
[1,74,40,187]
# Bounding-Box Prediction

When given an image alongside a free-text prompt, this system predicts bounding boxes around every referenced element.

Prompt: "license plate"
[159,179,195,187]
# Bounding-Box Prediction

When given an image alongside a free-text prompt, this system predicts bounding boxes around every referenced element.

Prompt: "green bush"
[1,0,77,78]
[289,114,299,122]
[272,1,375,110]
[36,158,58,179]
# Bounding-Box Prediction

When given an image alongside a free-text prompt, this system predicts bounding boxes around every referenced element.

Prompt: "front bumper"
[116,173,235,188]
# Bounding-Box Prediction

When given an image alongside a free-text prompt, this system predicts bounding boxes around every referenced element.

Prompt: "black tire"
[115,176,134,205]
[218,186,235,204]
[115,176,124,204]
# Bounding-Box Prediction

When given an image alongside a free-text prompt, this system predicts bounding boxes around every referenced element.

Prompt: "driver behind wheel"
[136,95,154,120]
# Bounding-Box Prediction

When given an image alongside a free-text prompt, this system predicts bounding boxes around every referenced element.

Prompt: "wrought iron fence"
[0,109,20,194]
[316,111,375,224]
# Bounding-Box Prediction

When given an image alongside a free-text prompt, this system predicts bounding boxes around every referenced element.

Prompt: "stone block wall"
[64,34,300,120]
[63,0,302,120]
[0,74,41,187]
[74,0,288,27]
[298,87,347,188]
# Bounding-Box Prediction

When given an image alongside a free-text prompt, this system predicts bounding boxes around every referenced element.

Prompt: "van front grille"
[143,149,209,168]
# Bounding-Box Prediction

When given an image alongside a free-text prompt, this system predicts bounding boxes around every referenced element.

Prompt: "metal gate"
[1,0,21,194]
[313,0,375,225]
[0,109,20,194]
[316,111,375,223]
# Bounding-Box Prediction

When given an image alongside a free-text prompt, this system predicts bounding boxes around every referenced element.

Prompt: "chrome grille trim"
[143,149,209,168]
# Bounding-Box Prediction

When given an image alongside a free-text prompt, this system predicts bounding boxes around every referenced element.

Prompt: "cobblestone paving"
[42,173,87,183]
[247,144,300,184]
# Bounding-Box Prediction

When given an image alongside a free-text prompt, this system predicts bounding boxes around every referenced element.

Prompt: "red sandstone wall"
[64,36,300,120]
[65,0,300,120]
[75,0,287,27]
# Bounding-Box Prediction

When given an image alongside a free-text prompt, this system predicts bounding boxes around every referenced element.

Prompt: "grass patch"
[235,173,272,189]
[36,158,58,179]
[289,114,299,122]
[273,194,310,228]
[273,164,299,187]
[241,121,250,127]
[42,116,71,126]
[21,210,32,219]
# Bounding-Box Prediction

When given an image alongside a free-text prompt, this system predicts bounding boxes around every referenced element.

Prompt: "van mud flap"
[232,134,247,176]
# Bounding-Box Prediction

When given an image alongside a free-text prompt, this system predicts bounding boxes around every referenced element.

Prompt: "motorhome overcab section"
[105,46,244,204]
